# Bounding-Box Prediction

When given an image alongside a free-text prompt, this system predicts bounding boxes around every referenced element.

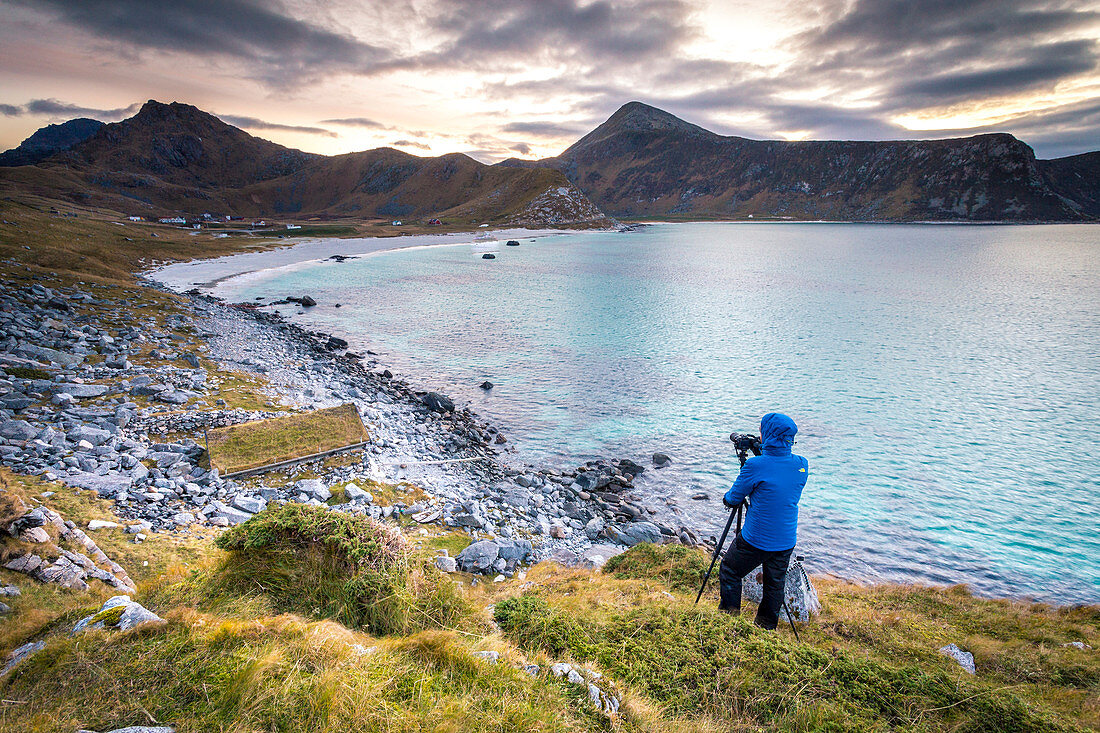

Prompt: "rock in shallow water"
[423,391,455,413]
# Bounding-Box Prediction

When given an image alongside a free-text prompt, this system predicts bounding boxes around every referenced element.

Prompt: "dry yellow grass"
[206,404,368,476]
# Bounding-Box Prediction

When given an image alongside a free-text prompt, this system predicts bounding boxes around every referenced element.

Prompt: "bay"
[205,222,1100,603]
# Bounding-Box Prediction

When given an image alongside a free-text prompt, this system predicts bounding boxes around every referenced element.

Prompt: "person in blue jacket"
[719,412,808,629]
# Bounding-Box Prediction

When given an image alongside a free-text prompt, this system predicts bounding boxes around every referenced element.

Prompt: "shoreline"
[151,227,586,294]
[176,286,697,568]
[3,226,1095,606]
[146,225,1100,607]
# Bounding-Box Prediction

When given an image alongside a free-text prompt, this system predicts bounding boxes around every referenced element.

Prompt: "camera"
[729,432,762,456]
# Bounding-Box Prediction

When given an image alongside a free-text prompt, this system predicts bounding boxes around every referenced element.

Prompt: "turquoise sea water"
[213,223,1100,603]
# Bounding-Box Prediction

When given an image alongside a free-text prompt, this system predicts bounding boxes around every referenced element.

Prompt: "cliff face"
[1038,151,1100,217]
[514,101,1096,221]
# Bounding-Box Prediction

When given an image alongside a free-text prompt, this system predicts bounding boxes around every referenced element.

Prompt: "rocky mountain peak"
[560,101,716,158]
[604,101,712,136]
[131,99,212,127]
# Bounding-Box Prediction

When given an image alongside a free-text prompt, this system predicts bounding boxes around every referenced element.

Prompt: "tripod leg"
[782,600,801,642]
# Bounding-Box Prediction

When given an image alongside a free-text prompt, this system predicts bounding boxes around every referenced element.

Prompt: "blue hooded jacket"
[723,413,808,551]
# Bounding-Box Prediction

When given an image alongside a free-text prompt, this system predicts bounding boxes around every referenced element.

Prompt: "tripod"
[694,449,801,642]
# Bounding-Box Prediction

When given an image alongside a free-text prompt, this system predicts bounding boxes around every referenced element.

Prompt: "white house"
[158,216,186,225]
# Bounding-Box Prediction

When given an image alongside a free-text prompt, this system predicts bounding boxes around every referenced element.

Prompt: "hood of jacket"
[760,412,798,456]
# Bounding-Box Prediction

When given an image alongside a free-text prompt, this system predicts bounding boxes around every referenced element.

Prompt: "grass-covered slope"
[2,488,1097,732]
[206,404,368,475]
[493,545,1100,732]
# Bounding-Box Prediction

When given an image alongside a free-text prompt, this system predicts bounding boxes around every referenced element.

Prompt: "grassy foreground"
[1,489,1096,732]
[206,404,368,475]
[1,199,1097,731]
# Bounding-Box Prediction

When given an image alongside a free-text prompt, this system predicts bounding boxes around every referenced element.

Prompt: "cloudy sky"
[1,0,1097,161]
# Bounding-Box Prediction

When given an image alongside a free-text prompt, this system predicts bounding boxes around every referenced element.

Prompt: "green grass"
[0,615,621,733]
[205,504,473,636]
[206,403,368,475]
[1,366,51,380]
[482,545,1100,732]
[494,589,1073,732]
[603,541,710,594]
[252,224,360,238]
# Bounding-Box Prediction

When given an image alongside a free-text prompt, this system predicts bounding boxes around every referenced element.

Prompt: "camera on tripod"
[729,432,762,459]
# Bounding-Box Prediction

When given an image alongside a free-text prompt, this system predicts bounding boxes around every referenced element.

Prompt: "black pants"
[718,533,794,630]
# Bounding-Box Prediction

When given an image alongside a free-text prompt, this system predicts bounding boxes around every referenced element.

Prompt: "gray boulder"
[73,595,165,634]
[584,516,606,540]
[210,501,252,525]
[156,390,191,405]
[344,483,371,502]
[7,507,48,535]
[577,544,625,570]
[742,556,821,622]
[0,395,34,411]
[604,521,663,547]
[456,540,500,572]
[119,602,166,631]
[1,640,45,677]
[15,343,82,367]
[423,391,455,413]
[68,425,112,446]
[939,644,976,674]
[296,479,331,502]
[455,539,533,573]
[56,383,109,399]
[496,539,533,561]
[0,420,38,442]
[63,471,131,498]
[232,495,266,514]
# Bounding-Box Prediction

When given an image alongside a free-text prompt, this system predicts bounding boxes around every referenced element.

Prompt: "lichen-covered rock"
[2,507,136,594]
[456,539,533,573]
[939,643,976,674]
[73,595,164,634]
[742,556,821,622]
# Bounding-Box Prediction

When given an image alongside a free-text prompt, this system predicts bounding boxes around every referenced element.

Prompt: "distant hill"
[0,118,104,167]
[3,99,1096,223]
[69,101,318,190]
[502,101,1098,222]
[0,101,610,228]
[1037,151,1100,218]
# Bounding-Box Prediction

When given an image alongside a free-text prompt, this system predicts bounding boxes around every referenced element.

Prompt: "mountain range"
[1,99,1097,223]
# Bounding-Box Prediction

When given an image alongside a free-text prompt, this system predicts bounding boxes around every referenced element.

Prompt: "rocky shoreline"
[0,264,817,618]
[0,274,690,549]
